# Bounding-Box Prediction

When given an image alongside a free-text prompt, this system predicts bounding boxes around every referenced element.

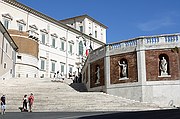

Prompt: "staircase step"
[0,78,160,112]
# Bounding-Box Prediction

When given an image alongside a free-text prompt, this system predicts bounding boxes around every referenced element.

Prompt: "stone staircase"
[0,78,160,112]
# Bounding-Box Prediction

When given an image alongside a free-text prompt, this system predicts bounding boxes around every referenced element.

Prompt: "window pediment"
[51,33,58,38]
[60,37,66,41]
[2,13,13,20]
[40,29,48,34]
[29,24,38,30]
[68,40,74,44]
[16,19,26,25]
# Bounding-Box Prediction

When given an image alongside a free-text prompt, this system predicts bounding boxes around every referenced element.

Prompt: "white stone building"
[0,0,107,79]
[60,14,107,44]
[0,21,18,80]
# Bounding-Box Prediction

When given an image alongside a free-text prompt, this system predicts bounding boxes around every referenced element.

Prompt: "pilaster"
[104,45,110,93]
[136,38,147,102]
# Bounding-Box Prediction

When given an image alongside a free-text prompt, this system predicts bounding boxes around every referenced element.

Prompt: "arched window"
[159,54,169,76]
[79,41,83,56]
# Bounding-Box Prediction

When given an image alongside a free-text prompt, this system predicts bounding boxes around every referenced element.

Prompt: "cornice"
[60,14,108,29]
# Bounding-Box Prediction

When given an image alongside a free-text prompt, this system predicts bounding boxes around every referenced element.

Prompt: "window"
[17,55,22,60]
[101,33,103,40]
[29,25,39,39]
[52,38,56,48]
[69,66,73,73]
[79,41,83,56]
[60,63,65,73]
[89,27,91,34]
[2,13,12,29]
[17,19,26,31]
[4,19,9,29]
[40,59,45,70]
[18,24,23,31]
[69,44,73,54]
[79,26,83,32]
[95,31,97,38]
[10,69,12,74]
[61,41,65,51]
[41,34,46,44]
[6,43,8,53]
[4,63,7,69]
[51,62,55,72]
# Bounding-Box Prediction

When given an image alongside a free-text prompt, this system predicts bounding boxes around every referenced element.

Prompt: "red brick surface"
[90,58,105,88]
[110,52,138,84]
[146,49,180,81]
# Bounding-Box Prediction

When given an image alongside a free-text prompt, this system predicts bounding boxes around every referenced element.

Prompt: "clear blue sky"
[17,0,180,43]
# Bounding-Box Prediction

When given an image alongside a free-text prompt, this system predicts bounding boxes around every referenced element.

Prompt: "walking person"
[22,95,28,112]
[1,95,6,115]
[28,93,34,112]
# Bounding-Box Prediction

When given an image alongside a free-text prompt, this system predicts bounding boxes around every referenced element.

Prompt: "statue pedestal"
[161,72,168,76]
[158,75,171,78]
[95,81,100,85]
[119,77,129,80]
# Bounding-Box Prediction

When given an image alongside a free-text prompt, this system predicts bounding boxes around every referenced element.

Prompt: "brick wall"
[146,49,180,81]
[110,52,138,84]
[8,29,39,58]
[12,36,39,58]
[90,58,104,88]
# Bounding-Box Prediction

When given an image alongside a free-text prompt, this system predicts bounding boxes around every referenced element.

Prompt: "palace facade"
[0,0,107,79]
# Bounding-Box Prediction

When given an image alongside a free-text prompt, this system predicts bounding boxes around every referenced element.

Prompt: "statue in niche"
[160,57,168,76]
[118,61,127,78]
[95,66,100,84]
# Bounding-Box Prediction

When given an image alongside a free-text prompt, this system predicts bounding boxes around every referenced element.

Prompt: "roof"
[0,21,18,51]
[60,14,108,29]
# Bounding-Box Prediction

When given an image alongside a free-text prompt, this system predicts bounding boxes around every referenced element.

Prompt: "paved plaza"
[0,109,180,119]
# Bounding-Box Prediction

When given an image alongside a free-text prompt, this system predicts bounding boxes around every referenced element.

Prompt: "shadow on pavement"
[1,109,180,119]
[78,109,180,119]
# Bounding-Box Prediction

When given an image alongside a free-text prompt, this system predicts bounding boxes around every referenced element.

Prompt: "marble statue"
[95,66,100,84]
[160,57,168,76]
[118,61,127,78]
